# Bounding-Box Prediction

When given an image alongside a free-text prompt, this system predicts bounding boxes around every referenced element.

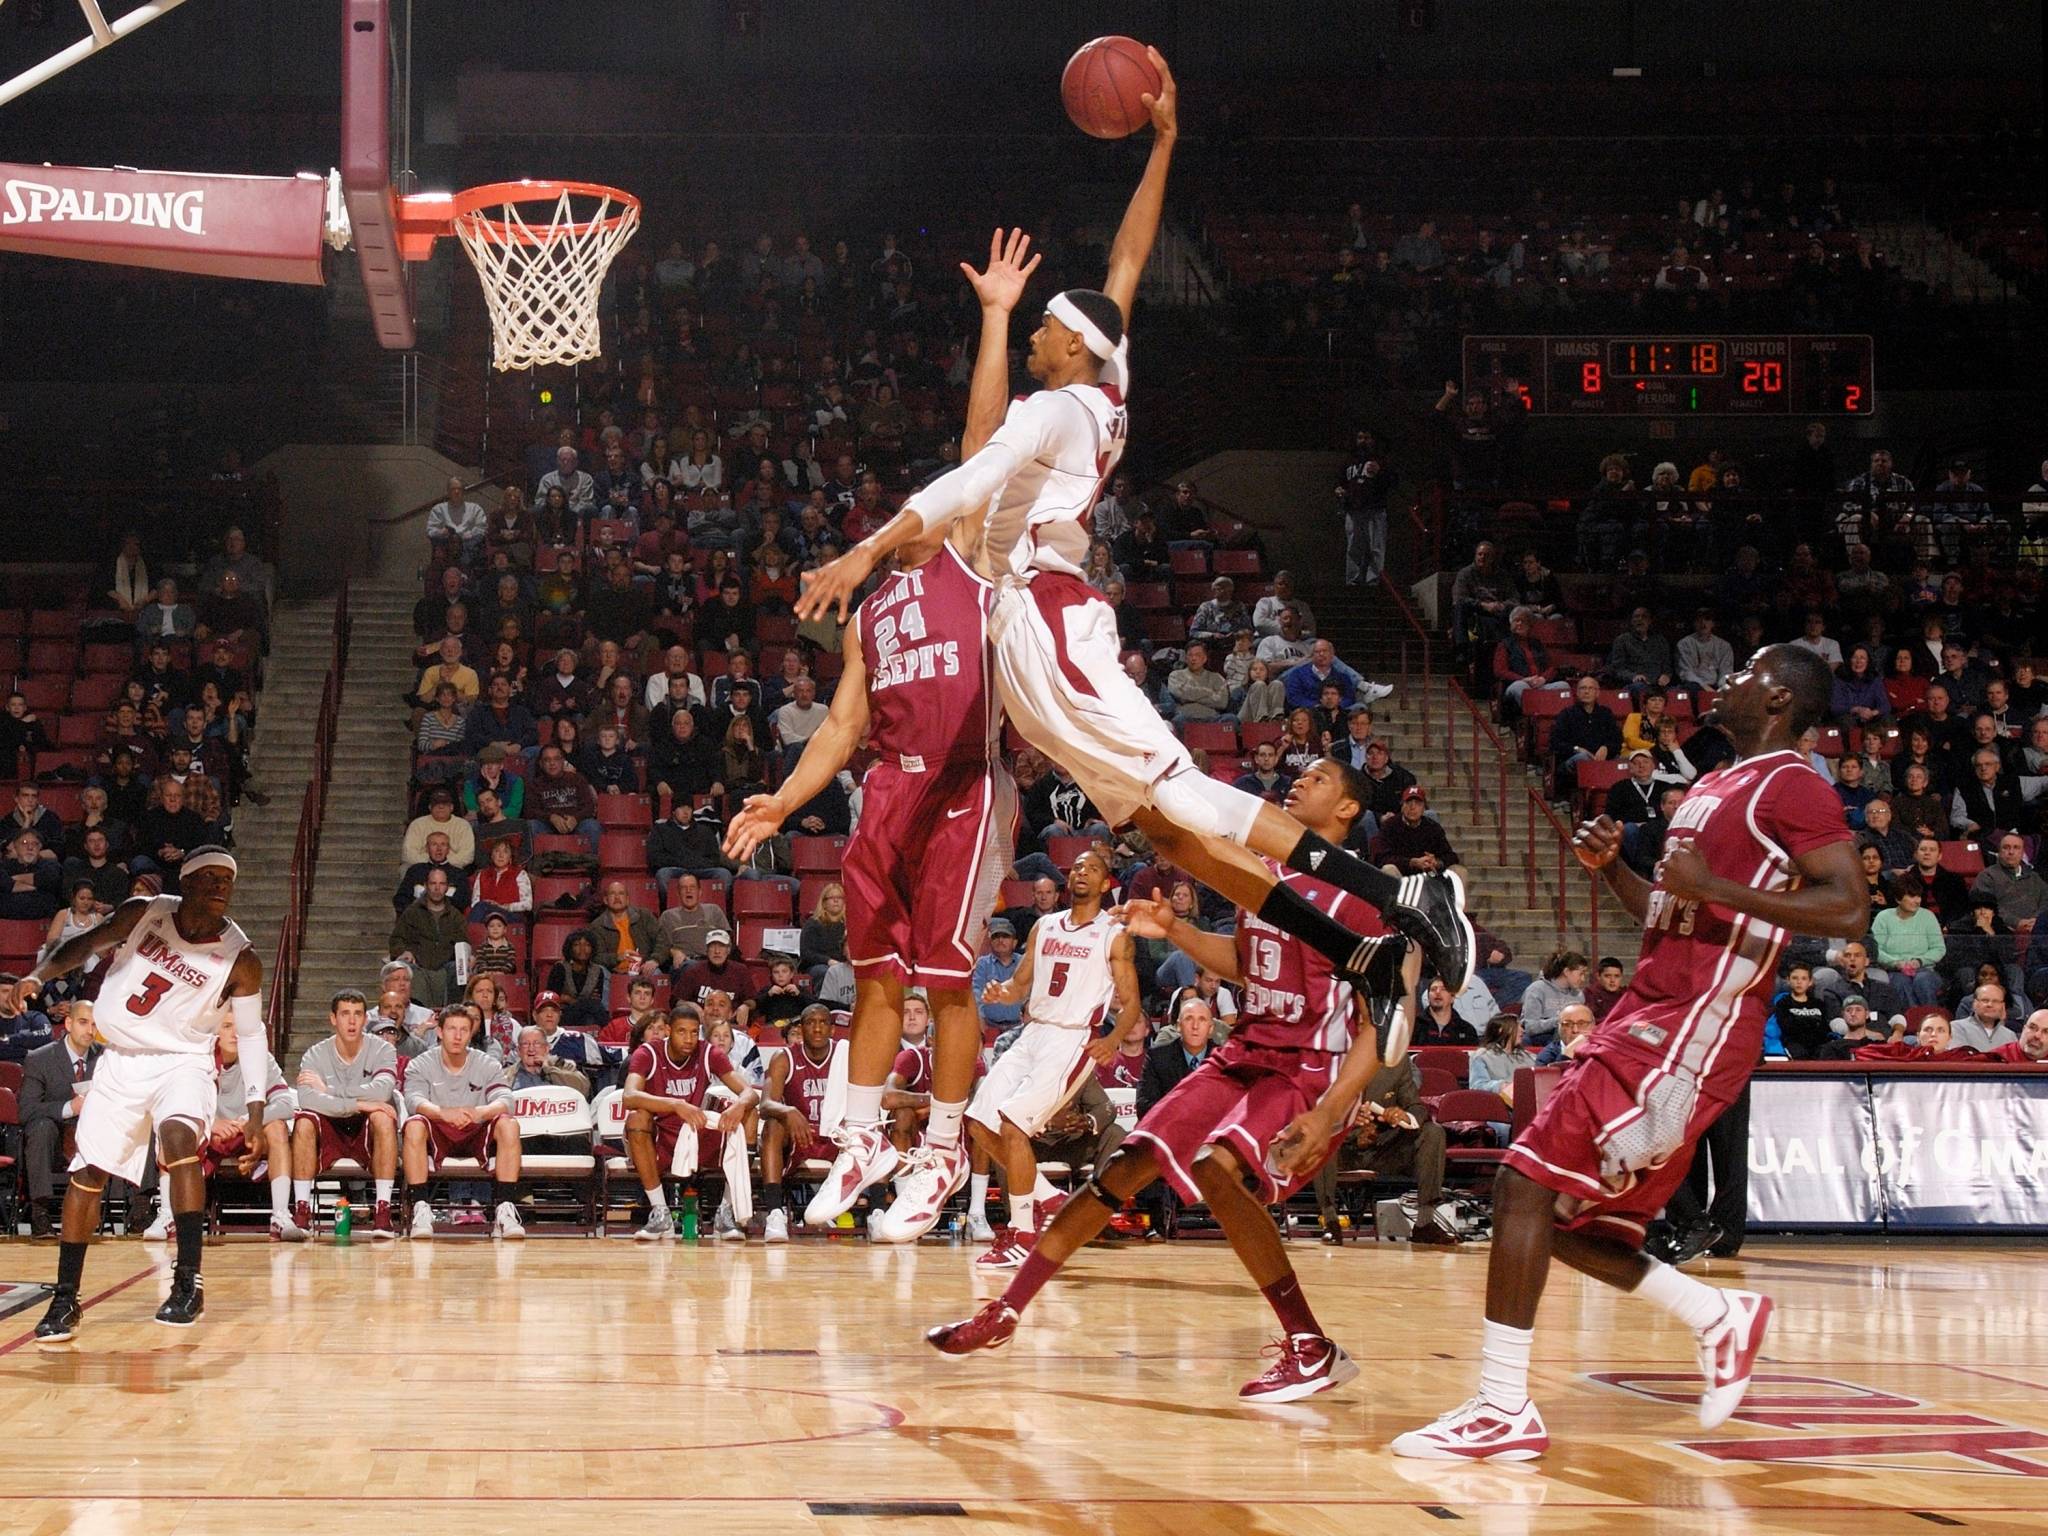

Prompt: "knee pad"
[1150,765,1262,846]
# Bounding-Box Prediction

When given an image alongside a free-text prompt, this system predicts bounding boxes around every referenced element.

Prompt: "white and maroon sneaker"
[1696,1290,1773,1428]
[874,1141,969,1243]
[927,1298,1019,1356]
[1238,1334,1360,1404]
[269,1213,308,1243]
[1392,1396,1550,1461]
[1036,1190,1069,1227]
[293,1199,315,1234]
[974,1225,1033,1270]
[803,1122,900,1227]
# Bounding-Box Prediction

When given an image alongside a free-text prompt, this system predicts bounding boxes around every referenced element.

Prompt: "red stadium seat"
[1142,614,1187,646]
[1126,582,1171,611]
[70,674,123,711]
[82,643,131,674]
[1180,721,1238,755]
[1240,720,1283,750]
[790,835,847,875]
[998,879,1034,909]
[597,831,645,872]
[596,792,652,829]
[56,714,100,748]
[1168,548,1210,577]
[736,917,781,960]
[1573,758,1628,814]
[1212,549,1261,577]
[797,873,837,918]
[1412,1046,1472,1085]
[1419,1067,1460,1099]
[28,609,81,638]
[1511,1066,1564,1141]
[0,919,49,957]
[732,883,793,921]
[614,876,660,911]
[18,678,67,714]
[531,834,585,858]
[531,917,584,975]
[0,611,23,638]
[26,641,77,675]
[1937,841,1986,877]
[1437,1089,1512,1180]
[38,785,82,824]
[1043,835,1094,870]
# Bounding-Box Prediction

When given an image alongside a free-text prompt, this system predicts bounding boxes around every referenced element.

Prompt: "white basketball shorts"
[967,1022,1094,1140]
[991,572,1195,827]
[71,1048,219,1186]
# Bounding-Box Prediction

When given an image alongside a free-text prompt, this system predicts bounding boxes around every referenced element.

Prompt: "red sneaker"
[1697,1290,1773,1428]
[1036,1191,1069,1227]
[974,1226,1033,1270]
[293,1199,315,1234]
[1238,1334,1360,1404]
[927,1298,1019,1356]
[1392,1396,1549,1461]
[370,1200,396,1241]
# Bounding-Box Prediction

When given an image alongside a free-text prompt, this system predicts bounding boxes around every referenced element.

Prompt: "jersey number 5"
[1046,960,1070,997]
[126,973,174,1017]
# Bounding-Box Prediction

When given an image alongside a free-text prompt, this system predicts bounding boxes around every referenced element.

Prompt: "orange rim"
[443,178,641,247]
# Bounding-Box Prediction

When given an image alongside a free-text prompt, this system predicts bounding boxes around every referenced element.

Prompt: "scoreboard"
[1461,335,1875,416]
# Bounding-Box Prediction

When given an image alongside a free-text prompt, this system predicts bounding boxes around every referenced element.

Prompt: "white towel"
[818,1037,851,1140]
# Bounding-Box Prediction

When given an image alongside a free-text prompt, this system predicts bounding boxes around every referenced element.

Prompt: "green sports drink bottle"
[333,1198,352,1244]
[680,1188,698,1242]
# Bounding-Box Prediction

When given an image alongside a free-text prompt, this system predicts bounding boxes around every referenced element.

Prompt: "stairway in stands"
[276,567,421,1061]
[1311,578,1629,969]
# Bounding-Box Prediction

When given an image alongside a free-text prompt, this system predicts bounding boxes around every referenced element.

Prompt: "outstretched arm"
[1101,47,1179,324]
[959,228,1041,459]
[1095,931,1145,1064]
[724,625,870,861]
[4,898,150,1014]
[1115,897,1242,982]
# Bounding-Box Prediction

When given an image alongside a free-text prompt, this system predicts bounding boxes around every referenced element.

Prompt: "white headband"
[181,850,238,880]
[1046,292,1129,392]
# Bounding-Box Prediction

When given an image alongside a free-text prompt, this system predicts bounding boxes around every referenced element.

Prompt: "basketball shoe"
[974,1225,1033,1270]
[370,1200,396,1241]
[1387,871,1474,1000]
[270,1211,308,1243]
[1697,1291,1773,1428]
[1392,1397,1550,1461]
[874,1141,969,1243]
[1239,1334,1360,1404]
[927,1298,1019,1356]
[805,1121,900,1227]
[154,1270,204,1328]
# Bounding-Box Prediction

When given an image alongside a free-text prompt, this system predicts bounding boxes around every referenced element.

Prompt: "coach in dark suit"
[1313,1059,1456,1244]
[17,1008,101,1236]
[1136,995,1217,1120]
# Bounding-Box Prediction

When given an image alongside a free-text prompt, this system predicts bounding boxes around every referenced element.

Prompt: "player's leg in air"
[869,980,981,1240]
[931,941,1419,1400]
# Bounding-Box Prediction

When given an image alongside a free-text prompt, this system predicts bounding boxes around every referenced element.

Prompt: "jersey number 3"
[125,973,174,1017]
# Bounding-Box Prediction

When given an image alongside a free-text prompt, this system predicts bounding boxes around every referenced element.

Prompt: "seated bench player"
[401,1005,524,1240]
[624,1000,757,1241]
[759,1003,835,1244]
[290,987,401,1238]
[207,1016,300,1241]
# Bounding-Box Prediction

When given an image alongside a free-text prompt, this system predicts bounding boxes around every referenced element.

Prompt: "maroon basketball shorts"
[297,1109,380,1169]
[843,757,1015,987]
[1504,1026,1749,1249]
[1124,1038,1345,1204]
[422,1119,496,1169]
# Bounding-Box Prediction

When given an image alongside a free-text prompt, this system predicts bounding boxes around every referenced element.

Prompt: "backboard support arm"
[0,0,192,111]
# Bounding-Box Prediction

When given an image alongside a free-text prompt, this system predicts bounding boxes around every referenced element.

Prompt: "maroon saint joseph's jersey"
[782,1040,833,1124]
[890,1040,932,1095]
[854,541,997,763]
[626,1038,734,1107]
[1604,749,1848,1078]
[1231,859,1362,1055]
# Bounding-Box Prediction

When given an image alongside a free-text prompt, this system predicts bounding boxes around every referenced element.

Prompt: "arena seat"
[1412,1046,1472,1085]
[1574,758,1628,814]
[1168,548,1210,577]
[1436,1089,1512,1182]
[18,678,67,714]
[597,792,652,829]
[1937,841,1985,877]
[1211,549,1261,577]
[1511,1065,1564,1140]
[532,874,591,909]
[509,1084,599,1231]
[1181,721,1239,755]
[1043,835,1094,869]
[532,834,586,858]
[1126,582,1170,611]
[1418,1067,1460,1099]
[597,831,645,872]
[998,879,1034,908]
[1240,720,1284,750]
[790,835,847,874]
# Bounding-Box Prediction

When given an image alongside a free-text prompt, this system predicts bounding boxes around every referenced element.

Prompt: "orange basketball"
[1061,36,1162,140]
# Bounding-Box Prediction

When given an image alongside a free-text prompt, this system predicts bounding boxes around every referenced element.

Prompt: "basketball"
[1061,36,1162,139]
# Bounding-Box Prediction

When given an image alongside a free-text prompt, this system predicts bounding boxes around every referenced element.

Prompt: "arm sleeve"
[900,393,1065,534]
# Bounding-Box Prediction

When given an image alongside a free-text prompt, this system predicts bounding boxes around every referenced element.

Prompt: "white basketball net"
[453,185,640,371]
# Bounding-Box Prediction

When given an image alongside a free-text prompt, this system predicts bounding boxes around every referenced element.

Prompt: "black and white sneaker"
[34,1288,81,1344]
[154,1270,204,1328]
[1391,870,1475,996]
[1369,977,1416,1066]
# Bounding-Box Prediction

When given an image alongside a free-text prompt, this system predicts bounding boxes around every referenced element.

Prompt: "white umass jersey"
[92,895,252,1055]
[1026,909,1120,1031]
[980,383,1128,582]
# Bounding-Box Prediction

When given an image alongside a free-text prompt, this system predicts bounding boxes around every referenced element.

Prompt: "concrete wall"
[1178,449,1347,576]
[253,444,471,595]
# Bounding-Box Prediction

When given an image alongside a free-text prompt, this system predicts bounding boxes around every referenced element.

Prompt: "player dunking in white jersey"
[3,847,269,1341]
[794,53,1471,1030]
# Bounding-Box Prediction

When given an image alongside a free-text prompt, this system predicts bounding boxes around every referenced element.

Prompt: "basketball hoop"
[438,179,641,371]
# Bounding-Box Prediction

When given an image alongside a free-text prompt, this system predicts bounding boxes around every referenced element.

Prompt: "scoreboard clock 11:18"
[1462,335,1874,416]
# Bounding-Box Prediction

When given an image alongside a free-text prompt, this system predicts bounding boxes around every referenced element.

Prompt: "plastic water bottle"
[680,1188,698,1242]
[333,1197,352,1244]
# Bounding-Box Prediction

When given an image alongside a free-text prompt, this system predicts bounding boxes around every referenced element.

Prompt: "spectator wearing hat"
[673,930,753,1025]
[1607,749,1664,824]
[647,801,730,899]
[532,991,606,1075]
[1188,577,1252,646]
[403,787,477,869]
[1370,787,1459,878]
[971,919,1023,1032]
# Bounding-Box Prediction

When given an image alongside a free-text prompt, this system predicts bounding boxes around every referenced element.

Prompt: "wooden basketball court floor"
[1,1235,2044,1535]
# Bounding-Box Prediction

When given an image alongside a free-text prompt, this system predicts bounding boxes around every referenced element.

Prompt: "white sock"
[292,1179,312,1206]
[1636,1259,1730,1333]
[844,1082,884,1126]
[1009,1192,1036,1233]
[927,1098,967,1150]
[968,1172,990,1215]
[645,1185,668,1214]
[1478,1318,1534,1411]
[374,1179,394,1204]
[270,1175,291,1222]
[1032,1172,1059,1202]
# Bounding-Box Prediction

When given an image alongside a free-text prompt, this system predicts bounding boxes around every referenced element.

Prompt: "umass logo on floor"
[0,1280,55,1322]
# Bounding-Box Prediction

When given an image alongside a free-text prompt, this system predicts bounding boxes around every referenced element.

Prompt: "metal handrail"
[266,580,351,1053]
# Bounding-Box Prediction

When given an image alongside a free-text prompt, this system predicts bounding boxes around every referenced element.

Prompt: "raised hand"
[1139,46,1178,139]
[796,544,880,624]
[961,227,1042,314]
